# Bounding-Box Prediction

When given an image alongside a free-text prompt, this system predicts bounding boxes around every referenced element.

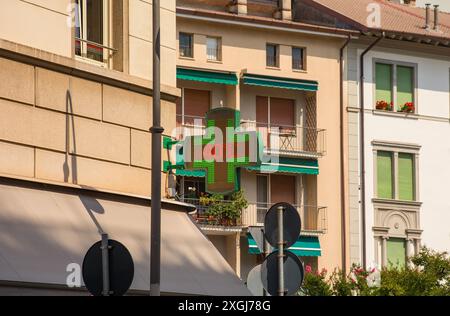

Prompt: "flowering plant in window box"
[399,102,415,113]
[376,100,393,111]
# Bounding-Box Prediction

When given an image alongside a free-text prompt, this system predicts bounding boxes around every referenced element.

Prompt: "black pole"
[150,0,163,296]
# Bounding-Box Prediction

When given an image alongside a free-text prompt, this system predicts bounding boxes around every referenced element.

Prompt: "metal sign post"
[101,233,110,296]
[277,205,285,296]
[150,0,163,297]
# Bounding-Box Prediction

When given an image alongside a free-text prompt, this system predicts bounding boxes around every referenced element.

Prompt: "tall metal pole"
[277,206,285,296]
[150,0,163,296]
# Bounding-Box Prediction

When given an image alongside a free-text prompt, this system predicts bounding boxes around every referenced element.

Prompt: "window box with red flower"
[375,100,393,111]
[399,102,415,113]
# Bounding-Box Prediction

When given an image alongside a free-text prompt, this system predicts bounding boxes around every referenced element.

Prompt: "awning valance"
[247,234,321,257]
[177,67,238,85]
[242,73,318,91]
[246,157,319,175]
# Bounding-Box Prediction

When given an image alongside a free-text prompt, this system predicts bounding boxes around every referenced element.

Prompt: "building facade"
[302,0,450,269]
[0,0,250,295]
[171,0,358,280]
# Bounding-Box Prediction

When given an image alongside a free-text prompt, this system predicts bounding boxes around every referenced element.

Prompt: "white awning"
[0,179,250,296]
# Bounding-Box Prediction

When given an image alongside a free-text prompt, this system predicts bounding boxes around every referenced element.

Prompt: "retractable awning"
[242,73,318,91]
[177,67,238,85]
[0,179,250,296]
[246,158,319,175]
[247,234,321,257]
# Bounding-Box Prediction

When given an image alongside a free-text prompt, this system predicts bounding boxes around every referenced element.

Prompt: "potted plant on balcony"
[201,191,248,226]
[399,102,415,113]
[376,100,393,111]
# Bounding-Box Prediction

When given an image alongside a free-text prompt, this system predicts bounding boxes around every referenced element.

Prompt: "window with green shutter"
[375,63,393,104]
[398,153,415,201]
[387,238,407,268]
[377,151,393,199]
[397,66,414,108]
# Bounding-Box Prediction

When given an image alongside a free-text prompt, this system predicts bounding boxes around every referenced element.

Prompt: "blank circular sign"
[82,239,134,296]
[261,250,304,296]
[264,202,301,249]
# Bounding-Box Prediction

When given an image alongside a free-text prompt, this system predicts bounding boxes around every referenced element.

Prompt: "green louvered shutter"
[375,63,393,104]
[387,238,406,268]
[397,66,414,108]
[398,153,414,201]
[377,151,393,199]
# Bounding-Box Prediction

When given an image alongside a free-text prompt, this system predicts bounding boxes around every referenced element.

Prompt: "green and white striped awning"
[246,157,319,175]
[177,67,238,85]
[247,234,321,257]
[242,73,318,91]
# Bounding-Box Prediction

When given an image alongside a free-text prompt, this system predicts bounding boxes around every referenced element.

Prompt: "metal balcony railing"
[242,202,327,233]
[175,115,206,140]
[184,198,243,227]
[207,47,221,61]
[240,121,326,157]
[184,198,327,233]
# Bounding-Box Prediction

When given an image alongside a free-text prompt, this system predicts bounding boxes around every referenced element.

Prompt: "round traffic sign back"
[261,250,304,296]
[82,239,134,296]
[264,202,301,249]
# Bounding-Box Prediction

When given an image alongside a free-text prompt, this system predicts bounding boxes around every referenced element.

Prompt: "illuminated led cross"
[184,108,259,194]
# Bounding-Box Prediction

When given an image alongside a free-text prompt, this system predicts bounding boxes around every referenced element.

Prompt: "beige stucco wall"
[0,1,179,198]
[177,17,346,270]
[0,0,72,57]
[0,0,177,88]
[0,55,176,197]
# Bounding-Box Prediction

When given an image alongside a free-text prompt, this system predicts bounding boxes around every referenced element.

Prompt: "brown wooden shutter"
[270,98,295,128]
[183,89,211,125]
[271,175,296,204]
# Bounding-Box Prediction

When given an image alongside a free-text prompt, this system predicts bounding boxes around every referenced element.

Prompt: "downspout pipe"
[359,34,384,270]
[340,35,351,273]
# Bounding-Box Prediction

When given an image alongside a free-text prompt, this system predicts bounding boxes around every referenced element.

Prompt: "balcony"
[240,121,326,157]
[242,203,327,234]
[176,114,206,140]
[184,198,327,235]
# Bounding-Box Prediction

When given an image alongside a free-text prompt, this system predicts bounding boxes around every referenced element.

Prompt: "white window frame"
[372,141,421,202]
[75,0,112,67]
[373,58,418,113]
[206,36,222,62]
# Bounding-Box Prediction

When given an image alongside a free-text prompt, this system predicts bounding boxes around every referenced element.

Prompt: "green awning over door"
[177,67,238,85]
[242,74,318,91]
[246,157,319,175]
[247,234,322,257]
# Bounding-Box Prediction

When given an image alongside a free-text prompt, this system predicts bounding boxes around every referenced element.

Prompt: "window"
[377,151,394,199]
[398,153,414,201]
[75,0,111,64]
[387,238,407,268]
[292,47,306,70]
[179,33,193,58]
[375,147,417,202]
[206,37,221,61]
[375,61,416,113]
[266,44,279,68]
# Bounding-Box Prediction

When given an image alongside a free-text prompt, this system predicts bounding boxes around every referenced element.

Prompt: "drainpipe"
[340,35,351,273]
[359,33,384,270]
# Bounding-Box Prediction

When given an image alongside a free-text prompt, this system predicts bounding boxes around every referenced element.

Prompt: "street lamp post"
[150,0,163,297]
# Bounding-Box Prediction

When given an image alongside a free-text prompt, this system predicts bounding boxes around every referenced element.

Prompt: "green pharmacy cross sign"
[183,108,259,194]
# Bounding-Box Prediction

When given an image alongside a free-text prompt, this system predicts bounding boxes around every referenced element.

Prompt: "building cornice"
[0,39,181,102]
[177,7,359,39]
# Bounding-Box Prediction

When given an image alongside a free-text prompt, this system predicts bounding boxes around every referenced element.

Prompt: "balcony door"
[270,175,296,204]
[256,96,295,150]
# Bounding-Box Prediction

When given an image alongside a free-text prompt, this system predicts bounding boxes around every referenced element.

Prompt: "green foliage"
[299,247,450,296]
[299,268,332,296]
[199,191,248,225]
